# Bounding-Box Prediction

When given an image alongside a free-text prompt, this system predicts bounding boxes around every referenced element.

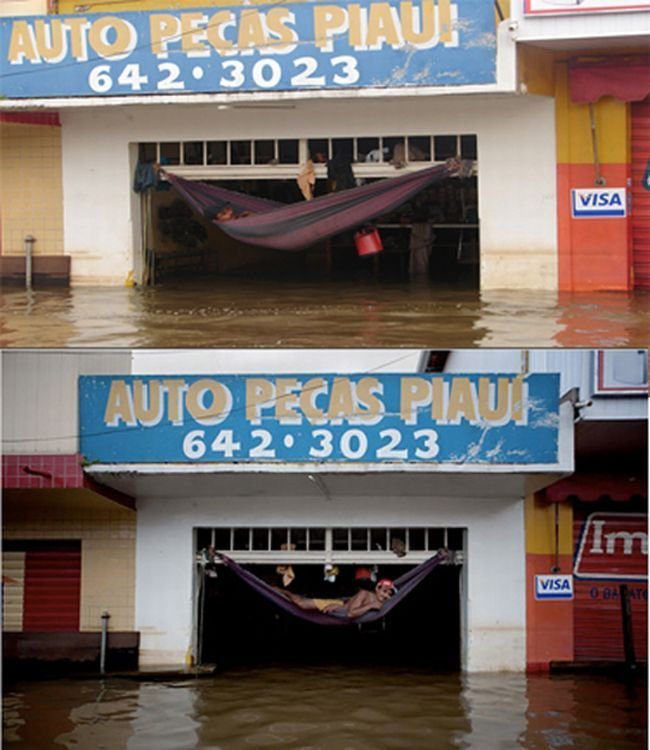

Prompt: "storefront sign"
[574,513,647,581]
[524,0,650,15]
[79,372,559,464]
[571,188,627,218]
[534,574,574,600]
[0,0,495,99]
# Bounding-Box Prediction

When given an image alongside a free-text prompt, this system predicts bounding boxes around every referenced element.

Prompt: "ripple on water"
[0,281,648,347]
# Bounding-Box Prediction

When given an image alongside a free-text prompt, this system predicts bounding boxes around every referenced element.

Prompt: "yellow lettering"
[401,0,436,45]
[275,378,301,421]
[132,379,162,426]
[367,3,400,47]
[237,9,267,50]
[88,17,134,59]
[431,377,444,421]
[104,380,135,426]
[355,377,383,423]
[512,376,524,423]
[327,377,355,420]
[265,8,297,52]
[66,17,90,60]
[34,19,65,63]
[9,21,39,63]
[400,377,430,423]
[313,5,348,50]
[447,378,477,423]
[348,3,363,47]
[246,378,274,423]
[205,11,235,55]
[300,377,327,423]
[150,14,180,56]
[438,0,452,43]
[187,379,231,425]
[181,12,208,54]
[478,377,509,423]
[163,379,186,425]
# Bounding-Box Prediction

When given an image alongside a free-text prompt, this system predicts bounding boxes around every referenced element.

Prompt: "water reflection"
[0,280,648,348]
[2,668,646,749]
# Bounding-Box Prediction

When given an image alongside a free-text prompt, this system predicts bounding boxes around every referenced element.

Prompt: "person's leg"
[275,589,319,610]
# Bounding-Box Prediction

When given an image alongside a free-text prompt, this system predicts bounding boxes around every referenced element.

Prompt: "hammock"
[216,550,449,626]
[163,159,470,252]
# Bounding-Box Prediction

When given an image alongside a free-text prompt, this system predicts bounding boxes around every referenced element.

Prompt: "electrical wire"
[1,349,427,445]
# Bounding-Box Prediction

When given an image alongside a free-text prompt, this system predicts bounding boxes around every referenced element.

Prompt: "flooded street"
[0,279,648,348]
[2,667,646,749]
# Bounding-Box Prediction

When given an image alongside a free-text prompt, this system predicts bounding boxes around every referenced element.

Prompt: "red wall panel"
[23,545,81,632]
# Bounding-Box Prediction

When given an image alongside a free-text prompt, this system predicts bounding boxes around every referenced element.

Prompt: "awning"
[544,474,647,503]
[569,55,650,104]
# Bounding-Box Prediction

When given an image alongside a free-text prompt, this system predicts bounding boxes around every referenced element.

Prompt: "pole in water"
[100,610,111,674]
[619,584,636,672]
[24,235,35,290]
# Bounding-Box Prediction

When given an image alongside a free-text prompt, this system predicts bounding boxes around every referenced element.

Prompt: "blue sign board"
[79,373,560,464]
[1,0,496,98]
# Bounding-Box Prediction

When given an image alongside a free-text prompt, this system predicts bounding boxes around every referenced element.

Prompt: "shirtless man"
[278,578,397,619]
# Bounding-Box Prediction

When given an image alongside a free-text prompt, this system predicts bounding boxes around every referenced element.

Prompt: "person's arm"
[346,591,382,619]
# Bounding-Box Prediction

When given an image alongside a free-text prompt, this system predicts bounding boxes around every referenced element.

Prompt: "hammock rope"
[163,159,471,252]
[215,550,450,627]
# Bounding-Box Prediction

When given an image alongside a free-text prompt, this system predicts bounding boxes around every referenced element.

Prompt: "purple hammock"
[163,159,469,252]
[216,549,449,626]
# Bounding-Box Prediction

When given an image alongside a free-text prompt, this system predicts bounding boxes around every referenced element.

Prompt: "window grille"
[138,134,477,176]
[196,526,463,563]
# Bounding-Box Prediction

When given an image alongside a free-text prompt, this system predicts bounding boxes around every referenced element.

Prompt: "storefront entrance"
[137,134,479,289]
[194,526,464,671]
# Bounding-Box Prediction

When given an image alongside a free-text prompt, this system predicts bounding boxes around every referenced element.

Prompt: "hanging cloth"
[163,159,469,252]
[215,550,449,626]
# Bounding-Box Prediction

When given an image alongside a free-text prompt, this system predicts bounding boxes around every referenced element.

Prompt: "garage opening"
[136,134,479,289]
[194,526,464,671]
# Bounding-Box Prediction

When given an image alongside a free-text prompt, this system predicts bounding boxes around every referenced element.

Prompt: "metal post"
[24,235,35,290]
[619,585,636,671]
[100,610,110,674]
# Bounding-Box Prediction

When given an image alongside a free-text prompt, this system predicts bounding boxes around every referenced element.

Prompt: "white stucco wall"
[135,491,526,672]
[61,92,557,289]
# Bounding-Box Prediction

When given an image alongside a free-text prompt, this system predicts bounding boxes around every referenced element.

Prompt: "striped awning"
[544,474,647,503]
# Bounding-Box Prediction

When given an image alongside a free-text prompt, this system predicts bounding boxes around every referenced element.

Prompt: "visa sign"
[534,574,574,600]
[571,188,626,218]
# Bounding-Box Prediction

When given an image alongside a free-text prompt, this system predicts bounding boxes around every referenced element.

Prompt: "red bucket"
[354,226,383,256]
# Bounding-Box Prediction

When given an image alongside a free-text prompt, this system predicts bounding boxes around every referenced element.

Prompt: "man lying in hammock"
[276,578,397,619]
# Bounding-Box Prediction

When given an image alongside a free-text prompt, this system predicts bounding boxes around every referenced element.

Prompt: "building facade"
[441,348,648,668]
[3,348,645,673]
[1,1,647,290]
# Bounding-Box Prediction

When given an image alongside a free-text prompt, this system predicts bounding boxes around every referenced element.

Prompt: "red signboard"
[574,513,647,581]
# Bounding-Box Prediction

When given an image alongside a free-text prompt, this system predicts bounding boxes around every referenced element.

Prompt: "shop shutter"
[573,512,647,662]
[2,551,26,631]
[22,543,81,632]
[631,97,650,289]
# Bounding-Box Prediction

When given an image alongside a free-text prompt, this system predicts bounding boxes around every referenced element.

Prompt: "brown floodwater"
[2,667,646,749]
[0,279,648,348]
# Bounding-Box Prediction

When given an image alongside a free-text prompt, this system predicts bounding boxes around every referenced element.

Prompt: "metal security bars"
[196,526,464,564]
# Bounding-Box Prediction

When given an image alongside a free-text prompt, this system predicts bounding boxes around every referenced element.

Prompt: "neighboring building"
[1,350,139,669]
[436,348,648,669]
[1,1,647,290]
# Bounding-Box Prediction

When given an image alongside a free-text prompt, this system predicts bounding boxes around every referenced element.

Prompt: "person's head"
[375,578,396,602]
